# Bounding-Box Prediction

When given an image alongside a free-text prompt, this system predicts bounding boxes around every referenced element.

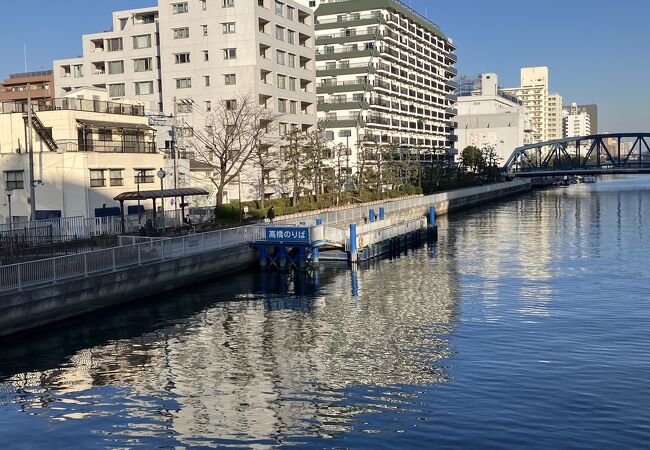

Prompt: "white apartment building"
[563,102,591,138]
[546,92,563,141]
[53,0,317,203]
[0,95,164,224]
[456,73,533,163]
[503,67,549,143]
[311,0,457,174]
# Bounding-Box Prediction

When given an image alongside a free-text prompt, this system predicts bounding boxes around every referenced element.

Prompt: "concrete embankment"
[0,179,531,338]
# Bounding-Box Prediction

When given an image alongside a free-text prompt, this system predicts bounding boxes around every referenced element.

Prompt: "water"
[2,176,650,449]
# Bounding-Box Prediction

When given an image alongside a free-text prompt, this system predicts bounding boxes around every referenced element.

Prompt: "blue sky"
[2,0,647,131]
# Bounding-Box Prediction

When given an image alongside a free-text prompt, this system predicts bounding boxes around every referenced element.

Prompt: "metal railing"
[56,139,157,154]
[0,97,145,116]
[0,225,266,292]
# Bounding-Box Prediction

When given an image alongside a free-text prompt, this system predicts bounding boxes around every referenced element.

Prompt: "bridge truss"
[503,133,650,177]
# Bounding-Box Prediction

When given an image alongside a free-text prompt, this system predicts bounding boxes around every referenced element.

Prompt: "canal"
[1,176,650,449]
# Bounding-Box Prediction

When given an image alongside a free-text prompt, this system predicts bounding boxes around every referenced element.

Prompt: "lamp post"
[6,188,13,231]
[157,168,166,230]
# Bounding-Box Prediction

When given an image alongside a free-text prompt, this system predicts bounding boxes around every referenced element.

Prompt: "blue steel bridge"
[503,132,650,177]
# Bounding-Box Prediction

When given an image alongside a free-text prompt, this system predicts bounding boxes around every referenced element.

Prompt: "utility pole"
[171,97,179,212]
[26,84,36,223]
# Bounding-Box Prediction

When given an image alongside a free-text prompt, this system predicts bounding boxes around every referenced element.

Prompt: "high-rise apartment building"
[310,0,457,171]
[503,67,549,143]
[53,1,316,131]
[562,103,598,134]
[546,93,563,141]
[563,102,591,138]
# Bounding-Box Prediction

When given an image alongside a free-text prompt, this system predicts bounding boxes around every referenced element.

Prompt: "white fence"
[0,225,266,293]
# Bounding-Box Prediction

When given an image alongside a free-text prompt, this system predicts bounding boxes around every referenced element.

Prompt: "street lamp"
[6,188,13,231]
[157,168,166,230]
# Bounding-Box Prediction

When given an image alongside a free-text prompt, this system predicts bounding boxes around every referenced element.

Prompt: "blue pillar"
[369,209,376,222]
[312,245,320,266]
[429,206,436,227]
[349,223,358,263]
[379,207,385,220]
[278,246,287,270]
[298,247,307,270]
[316,217,323,225]
[259,246,268,269]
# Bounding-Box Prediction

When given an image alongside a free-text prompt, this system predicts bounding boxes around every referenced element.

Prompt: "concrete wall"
[0,245,257,338]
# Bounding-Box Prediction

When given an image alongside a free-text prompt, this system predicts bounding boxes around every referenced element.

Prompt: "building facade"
[53,0,317,203]
[563,102,591,138]
[546,92,563,141]
[312,0,457,174]
[0,71,55,109]
[456,73,533,163]
[563,103,597,134]
[0,95,164,223]
[503,67,549,143]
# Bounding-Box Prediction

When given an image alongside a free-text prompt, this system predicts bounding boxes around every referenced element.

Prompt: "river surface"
[1,177,650,449]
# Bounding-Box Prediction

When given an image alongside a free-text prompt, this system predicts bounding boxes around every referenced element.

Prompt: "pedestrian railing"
[0,225,266,293]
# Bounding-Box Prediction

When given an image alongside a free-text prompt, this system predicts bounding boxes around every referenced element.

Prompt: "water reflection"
[2,177,650,448]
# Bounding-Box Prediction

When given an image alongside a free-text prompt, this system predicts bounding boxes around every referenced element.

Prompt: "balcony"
[0,97,146,116]
[56,139,157,154]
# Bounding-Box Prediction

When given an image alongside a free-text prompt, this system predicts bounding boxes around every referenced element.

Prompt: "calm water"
[2,177,650,449]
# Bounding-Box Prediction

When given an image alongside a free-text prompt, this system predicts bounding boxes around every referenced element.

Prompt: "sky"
[1,0,648,132]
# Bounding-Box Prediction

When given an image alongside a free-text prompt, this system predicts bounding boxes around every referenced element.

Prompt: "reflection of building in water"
[1,255,460,446]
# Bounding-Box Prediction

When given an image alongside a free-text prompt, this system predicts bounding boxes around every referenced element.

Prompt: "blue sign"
[266,227,310,243]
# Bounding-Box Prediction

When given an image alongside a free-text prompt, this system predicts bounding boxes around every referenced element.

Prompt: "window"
[205,101,212,112]
[290,101,297,114]
[98,129,113,141]
[107,60,124,74]
[134,57,152,72]
[5,171,24,190]
[173,27,190,39]
[177,102,192,113]
[275,1,284,16]
[175,53,191,64]
[201,0,207,10]
[276,25,285,41]
[222,0,234,6]
[134,169,155,184]
[203,50,209,61]
[73,64,83,78]
[133,34,152,49]
[287,53,295,68]
[202,24,209,36]
[287,30,295,44]
[279,122,287,136]
[204,76,211,87]
[108,83,125,97]
[222,22,236,34]
[225,99,237,110]
[223,48,237,59]
[176,78,192,88]
[224,74,236,85]
[277,74,286,89]
[287,6,294,20]
[278,98,287,113]
[288,77,296,91]
[276,50,285,65]
[172,2,188,14]
[106,38,123,52]
[109,169,124,187]
[135,81,153,95]
[90,170,106,188]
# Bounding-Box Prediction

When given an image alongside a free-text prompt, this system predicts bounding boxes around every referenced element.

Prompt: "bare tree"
[280,129,308,207]
[185,93,278,207]
[249,142,281,210]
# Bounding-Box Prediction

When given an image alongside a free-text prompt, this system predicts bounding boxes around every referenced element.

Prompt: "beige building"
[503,67,549,143]
[546,93,563,141]
[0,94,164,223]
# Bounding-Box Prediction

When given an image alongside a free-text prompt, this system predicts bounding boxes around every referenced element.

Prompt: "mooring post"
[316,217,323,225]
[429,206,436,227]
[349,223,358,264]
[312,245,320,266]
[379,207,385,220]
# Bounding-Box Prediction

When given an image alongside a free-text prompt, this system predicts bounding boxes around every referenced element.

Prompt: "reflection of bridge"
[503,133,650,177]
